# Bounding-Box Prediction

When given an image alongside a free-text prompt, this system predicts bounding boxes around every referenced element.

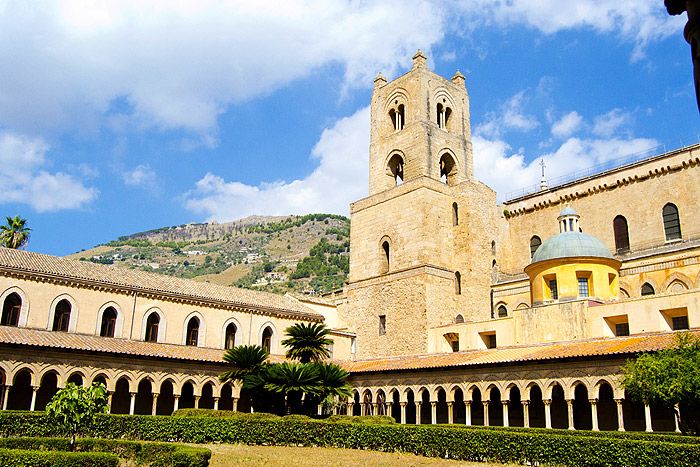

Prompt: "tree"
[282,322,333,363]
[219,344,269,412]
[45,382,108,451]
[0,215,31,249]
[622,333,700,433]
[263,362,320,414]
[312,361,353,414]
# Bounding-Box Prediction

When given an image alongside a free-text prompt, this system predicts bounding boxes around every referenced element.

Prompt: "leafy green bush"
[173,408,280,420]
[325,415,395,425]
[0,448,118,466]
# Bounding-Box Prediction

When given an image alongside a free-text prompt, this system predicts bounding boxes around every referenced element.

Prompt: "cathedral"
[0,51,698,432]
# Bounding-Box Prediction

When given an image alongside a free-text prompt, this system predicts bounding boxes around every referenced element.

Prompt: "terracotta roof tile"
[0,248,321,321]
[344,330,699,373]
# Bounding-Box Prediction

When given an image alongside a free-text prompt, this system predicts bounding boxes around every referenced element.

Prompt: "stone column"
[400,402,407,424]
[173,395,180,412]
[151,393,159,416]
[521,400,530,428]
[232,397,238,412]
[129,392,137,415]
[674,404,681,433]
[106,391,113,414]
[465,401,472,426]
[430,401,437,424]
[347,402,353,415]
[483,401,490,426]
[415,402,421,425]
[447,401,454,424]
[566,399,574,430]
[29,386,39,411]
[590,399,599,431]
[372,403,379,416]
[213,397,219,411]
[502,400,510,427]
[2,385,11,410]
[194,395,201,408]
[644,403,653,432]
[543,399,552,429]
[385,402,392,417]
[615,399,625,432]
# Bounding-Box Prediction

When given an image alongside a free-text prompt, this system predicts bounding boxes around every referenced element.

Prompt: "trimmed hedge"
[0,449,118,466]
[173,408,281,420]
[0,436,210,467]
[325,414,396,424]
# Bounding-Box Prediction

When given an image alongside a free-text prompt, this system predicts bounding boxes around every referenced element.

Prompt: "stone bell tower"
[341,51,498,359]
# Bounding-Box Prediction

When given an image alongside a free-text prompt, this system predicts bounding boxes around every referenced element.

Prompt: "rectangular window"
[549,279,558,300]
[451,340,459,352]
[615,322,630,337]
[578,277,590,297]
[672,315,689,330]
[378,315,386,335]
[486,334,497,349]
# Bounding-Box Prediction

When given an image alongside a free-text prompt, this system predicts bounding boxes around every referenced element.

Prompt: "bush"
[326,415,395,425]
[173,408,280,420]
[0,448,118,467]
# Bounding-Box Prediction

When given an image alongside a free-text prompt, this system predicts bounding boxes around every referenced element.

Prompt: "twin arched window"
[437,102,452,129]
[52,299,71,332]
[1,292,21,327]
[389,104,405,131]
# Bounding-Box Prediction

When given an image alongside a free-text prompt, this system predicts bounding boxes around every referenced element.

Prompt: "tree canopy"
[46,382,108,450]
[282,322,333,363]
[0,215,31,249]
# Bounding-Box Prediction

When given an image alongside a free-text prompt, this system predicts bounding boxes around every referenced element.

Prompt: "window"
[444,333,459,352]
[224,323,237,349]
[529,236,542,259]
[578,277,590,298]
[455,271,462,295]
[672,315,689,330]
[480,332,497,349]
[262,326,273,352]
[497,305,507,318]
[452,202,459,226]
[451,340,459,352]
[439,154,457,185]
[663,203,681,241]
[387,154,404,186]
[641,283,655,296]
[185,317,200,346]
[454,314,464,324]
[378,315,386,335]
[613,215,630,254]
[547,278,558,300]
[52,299,71,332]
[389,104,405,131]
[145,312,160,342]
[100,307,117,338]
[381,240,390,274]
[437,102,451,129]
[1,292,21,327]
[615,322,630,336]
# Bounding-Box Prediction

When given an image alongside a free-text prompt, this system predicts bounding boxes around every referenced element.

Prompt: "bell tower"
[341,51,498,359]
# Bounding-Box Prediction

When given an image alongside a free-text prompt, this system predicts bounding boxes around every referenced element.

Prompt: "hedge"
[0,436,210,467]
[1,412,698,466]
[173,409,393,425]
[0,448,117,467]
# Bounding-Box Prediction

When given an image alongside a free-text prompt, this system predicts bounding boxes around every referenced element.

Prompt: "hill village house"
[0,51,698,432]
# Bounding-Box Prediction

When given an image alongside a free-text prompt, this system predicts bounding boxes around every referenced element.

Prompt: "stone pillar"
[400,402,407,424]
[213,397,219,411]
[232,397,238,412]
[151,393,159,416]
[2,385,11,410]
[347,402,353,416]
[644,403,653,432]
[415,402,421,425]
[615,399,625,432]
[483,401,490,426]
[106,391,113,414]
[194,395,201,408]
[173,395,180,412]
[566,399,574,430]
[372,403,379,416]
[522,400,530,428]
[29,386,39,411]
[465,401,472,426]
[674,404,681,433]
[430,401,437,425]
[590,399,599,431]
[385,402,392,417]
[502,400,510,427]
[129,392,137,415]
[543,399,552,429]
[447,402,454,424]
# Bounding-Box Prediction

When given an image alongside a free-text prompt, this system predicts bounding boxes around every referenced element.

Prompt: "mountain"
[67,214,350,295]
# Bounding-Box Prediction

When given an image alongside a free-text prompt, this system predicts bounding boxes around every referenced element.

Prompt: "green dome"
[531,231,614,263]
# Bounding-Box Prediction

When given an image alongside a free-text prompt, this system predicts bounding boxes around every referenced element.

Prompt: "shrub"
[0,448,118,467]
[173,408,280,420]
[326,415,395,424]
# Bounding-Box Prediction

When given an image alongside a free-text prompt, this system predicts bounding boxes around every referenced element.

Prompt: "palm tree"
[0,216,31,249]
[282,322,333,363]
[311,362,352,414]
[263,362,320,414]
[219,344,269,412]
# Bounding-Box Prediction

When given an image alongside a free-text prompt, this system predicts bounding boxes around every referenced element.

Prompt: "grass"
[204,444,514,466]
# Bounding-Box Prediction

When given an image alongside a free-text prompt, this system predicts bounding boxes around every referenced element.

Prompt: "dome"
[558,206,578,217]
[531,231,614,263]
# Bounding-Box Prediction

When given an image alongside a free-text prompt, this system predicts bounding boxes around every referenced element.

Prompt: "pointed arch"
[48,294,78,333]
[0,286,28,327]
[96,302,122,338]
[183,311,205,347]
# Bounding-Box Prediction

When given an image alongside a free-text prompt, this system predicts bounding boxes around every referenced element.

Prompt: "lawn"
[205,444,514,466]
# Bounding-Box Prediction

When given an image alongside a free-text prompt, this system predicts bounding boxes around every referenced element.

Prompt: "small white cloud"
[0,131,97,212]
[593,109,632,138]
[123,164,157,188]
[551,111,583,138]
[183,106,370,221]
[476,91,539,138]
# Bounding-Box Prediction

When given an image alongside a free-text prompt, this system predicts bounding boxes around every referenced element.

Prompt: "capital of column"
[614,398,624,405]
[129,392,137,396]
[502,400,510,406]
[430,401,437,407]
[464,400,472,406]
[399,401,406,407]
[589,398,599,404]
[213,397,219,401]
[521,400,530,406]
[31,386,39,392]
[566,399,574,406]
[543,399,552,406]
[446,401,453,406]
[482,400,490,407]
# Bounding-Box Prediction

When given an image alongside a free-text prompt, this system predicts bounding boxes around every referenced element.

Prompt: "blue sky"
[0,1,696,256]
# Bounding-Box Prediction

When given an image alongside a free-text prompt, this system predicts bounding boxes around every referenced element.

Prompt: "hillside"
[67,214,350,295]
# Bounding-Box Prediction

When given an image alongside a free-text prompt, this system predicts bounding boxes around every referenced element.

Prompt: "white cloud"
[183,106,370,221]
[0,132,97,212]
[593,109,633,138]
[551,111,583,138]
[476,91,539,138]
[123,164,157,188]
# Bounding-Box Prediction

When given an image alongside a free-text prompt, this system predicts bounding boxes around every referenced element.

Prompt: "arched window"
[613,215,630,254]
[389,104,405,131]
[439,153,457,185]
[224,323,237,349]
[387,154,404,186]
[100,307,117,338]
[497,305,507,318]
[641,283,655,296]
[452,202,459,226]
[454,271,462,295]
[52,299,71,332]
[261,326,273,353]
[529,236,542,259]
[381,240,390,274]
[1,292,21,327]
[185,317,200,346]
[663,203,681,241]
[454,314,464,324]
[145,312,160,342]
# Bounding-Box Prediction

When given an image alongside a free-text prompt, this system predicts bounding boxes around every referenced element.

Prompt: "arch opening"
[1,292,21,327]
[52,299,71,332]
